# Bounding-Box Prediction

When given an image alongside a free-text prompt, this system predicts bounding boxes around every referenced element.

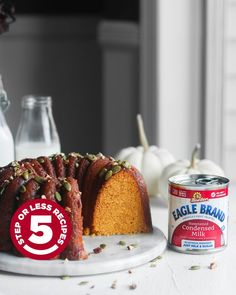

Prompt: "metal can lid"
[168,174,229,189]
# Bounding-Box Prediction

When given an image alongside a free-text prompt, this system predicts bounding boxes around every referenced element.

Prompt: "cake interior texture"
[91,170,151,235]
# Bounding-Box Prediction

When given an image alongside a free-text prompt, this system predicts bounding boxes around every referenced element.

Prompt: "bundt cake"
[0,153,153,260]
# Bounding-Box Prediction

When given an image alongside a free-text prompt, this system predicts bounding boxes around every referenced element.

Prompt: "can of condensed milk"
[168,174,229,254]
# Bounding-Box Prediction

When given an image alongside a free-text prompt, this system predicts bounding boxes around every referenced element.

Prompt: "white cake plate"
[0,227,166,276]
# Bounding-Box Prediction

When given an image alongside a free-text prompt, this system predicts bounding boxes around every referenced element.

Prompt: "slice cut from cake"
[83,163,153,236]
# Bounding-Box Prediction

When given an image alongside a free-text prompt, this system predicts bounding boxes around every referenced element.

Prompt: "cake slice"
[83,162,153,236]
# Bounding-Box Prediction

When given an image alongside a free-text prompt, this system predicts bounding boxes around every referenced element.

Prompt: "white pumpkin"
[159,144,225,203]
[116,114,175,196]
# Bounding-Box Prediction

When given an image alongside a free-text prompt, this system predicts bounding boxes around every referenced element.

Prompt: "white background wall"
[223,0,236,182]
[158,0,203,160]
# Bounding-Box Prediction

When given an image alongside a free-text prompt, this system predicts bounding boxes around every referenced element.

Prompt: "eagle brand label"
[168,175,229,253]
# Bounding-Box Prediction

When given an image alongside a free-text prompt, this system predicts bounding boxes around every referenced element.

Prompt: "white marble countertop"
[0,185,235,295]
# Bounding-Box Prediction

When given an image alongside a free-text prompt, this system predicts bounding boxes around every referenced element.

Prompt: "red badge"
[10,199,72,260]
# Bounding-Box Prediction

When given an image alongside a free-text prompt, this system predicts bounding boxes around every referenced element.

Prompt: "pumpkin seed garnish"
[22,171,29,180]
[11,161,19,167]
[38,157,45,164]
[121,161,131,169]
[86,154,97,162]
[98,167,107,178]
[111,165,121,174]
[78,281,89,286]
[118,240,126,246]
[57,153,66,160]
[35,176,45,184]
[69,152,81,158]
[63,181,71,192]
[0,186,5,195]
[105,170,113,181]
[55,192,62,202]
[189,265,201,271]
[19,185,26,193]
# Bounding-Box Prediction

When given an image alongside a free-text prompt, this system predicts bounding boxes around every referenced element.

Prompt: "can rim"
[168,174,229,189]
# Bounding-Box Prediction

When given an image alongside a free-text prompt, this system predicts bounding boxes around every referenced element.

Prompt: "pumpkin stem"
[190,143,201,168]
[137,114,149,151]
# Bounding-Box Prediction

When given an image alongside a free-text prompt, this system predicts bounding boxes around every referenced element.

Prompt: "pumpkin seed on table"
[189,265,201,271]
[150,256,162,262]
[150,263,157,268]
[60,276,70,280]
[78,281,89,286]
[100,243,107,249]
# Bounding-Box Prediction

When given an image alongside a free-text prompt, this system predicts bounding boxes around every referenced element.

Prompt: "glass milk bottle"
[0,75,14,166]
[15,95,61,160]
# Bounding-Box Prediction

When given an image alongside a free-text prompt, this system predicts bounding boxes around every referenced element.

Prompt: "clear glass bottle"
[15,95,61,160]
[0,75,14,166]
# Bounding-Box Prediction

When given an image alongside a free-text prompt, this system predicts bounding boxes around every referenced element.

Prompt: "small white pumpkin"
[159,143,225,203]
[116,114,175,196]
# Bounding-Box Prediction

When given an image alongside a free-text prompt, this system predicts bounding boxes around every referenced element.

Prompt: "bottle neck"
[22,104,52,122]
[16,96,59,145]
[20,95,53,129]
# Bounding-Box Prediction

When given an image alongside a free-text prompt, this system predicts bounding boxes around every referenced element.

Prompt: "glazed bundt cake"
[0,153,153,260]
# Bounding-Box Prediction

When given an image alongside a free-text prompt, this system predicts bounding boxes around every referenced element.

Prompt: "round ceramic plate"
[0,227,166,276]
